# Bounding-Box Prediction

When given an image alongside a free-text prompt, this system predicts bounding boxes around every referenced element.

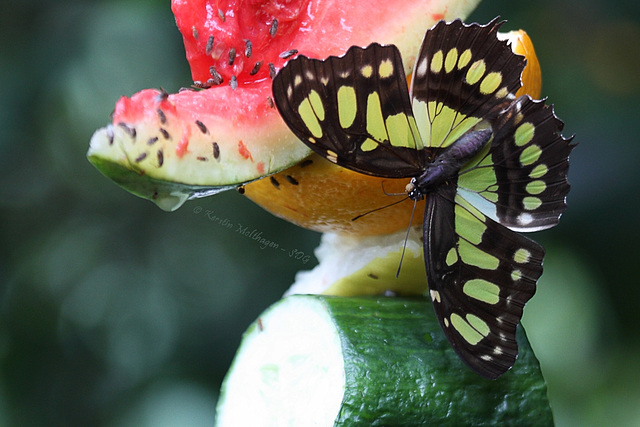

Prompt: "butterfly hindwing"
[411,19,526,150]
[425,184,542,379]
[272,43,424,178]
[457,95,576,232]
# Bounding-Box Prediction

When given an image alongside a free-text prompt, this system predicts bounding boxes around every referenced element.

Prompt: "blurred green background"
[1,0,639,425]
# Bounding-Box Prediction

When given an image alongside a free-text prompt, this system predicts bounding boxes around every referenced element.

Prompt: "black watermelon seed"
[212,142,220,159]
[159,128,170,139]
[285,175,299,185]
[299,158,313,168]
[147,136,159,146]
[195,120,208,134]
[197,156,208,161]
[270,176,280,189]
[192,26,199,40]
[270,19,278,37]
[230,75,238,89]
[118,122,136,139]
[157,108,167,124]
[218,8,225,22]
[155,88,169,102]
[135,152,147,163]
[249,61,262,76]
[229,47,236,65]
[269,63,276,79]
[244,39,252,58]
[157,149,164,167]
[106,126,114,145]
[266,96,275,108]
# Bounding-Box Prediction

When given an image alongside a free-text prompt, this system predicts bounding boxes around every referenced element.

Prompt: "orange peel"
[502,29,542,99]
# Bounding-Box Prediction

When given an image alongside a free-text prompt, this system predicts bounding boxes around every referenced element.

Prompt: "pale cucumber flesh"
[215,296,345,426]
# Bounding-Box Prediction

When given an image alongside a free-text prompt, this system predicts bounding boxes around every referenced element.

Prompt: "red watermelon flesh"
[88,0,481,211]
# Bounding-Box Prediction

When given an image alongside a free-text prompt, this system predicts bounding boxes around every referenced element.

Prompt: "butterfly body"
[407,128,492,201]
[272,19,574,379]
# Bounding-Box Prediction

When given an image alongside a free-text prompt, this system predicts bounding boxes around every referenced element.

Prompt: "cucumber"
[215,295,552,426]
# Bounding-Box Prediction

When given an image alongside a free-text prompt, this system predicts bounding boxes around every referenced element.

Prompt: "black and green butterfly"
[272,18,575,379]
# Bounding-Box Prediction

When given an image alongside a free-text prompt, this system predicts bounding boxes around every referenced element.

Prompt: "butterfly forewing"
[458,95,576,232]
[425,184,542,379]
[411,19,526,151]
[272,44,425,178]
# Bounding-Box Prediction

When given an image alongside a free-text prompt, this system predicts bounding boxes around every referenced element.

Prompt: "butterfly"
[271,18,575,379]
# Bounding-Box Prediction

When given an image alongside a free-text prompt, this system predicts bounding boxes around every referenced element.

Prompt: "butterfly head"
[405,179,425,201]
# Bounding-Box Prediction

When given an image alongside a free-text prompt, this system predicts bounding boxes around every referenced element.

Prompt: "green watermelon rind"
[88,151,239,211]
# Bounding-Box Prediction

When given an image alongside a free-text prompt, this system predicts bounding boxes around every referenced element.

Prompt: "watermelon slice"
[87,0,482,211]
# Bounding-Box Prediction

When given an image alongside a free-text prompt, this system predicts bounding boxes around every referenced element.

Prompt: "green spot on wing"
[455,194,486,221]
[458,240,499,270]
[479,71,502,95]
[511,269,523,281]
[431,50,444,73]
[455,204,487,246]
[386,113,418,149]
[451,313,483,345]
[298,96,323,139]
[366,92,386,143]
[457,48,472,69]
[463,279,500,305]
[519,144,542,166]
[308,90,325,121]
[337,86,357,129]
[513,248,531,264]
[465,60,486,85]
[514,122,535,147]
[444,48,458,73]
[523,196,542,210]
[446,247,458,266]
[360,138,378,152]
[420,101,482,148]
[529,164,548,179]
[466,314,490,337]
[378,58,394,78]
[525,180,546,195]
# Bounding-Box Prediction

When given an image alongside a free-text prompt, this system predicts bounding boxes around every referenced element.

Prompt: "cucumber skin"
[324,296,553,426]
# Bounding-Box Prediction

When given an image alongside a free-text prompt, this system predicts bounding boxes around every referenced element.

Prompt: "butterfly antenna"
[396,198,418,278]
[351,196,409,221]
